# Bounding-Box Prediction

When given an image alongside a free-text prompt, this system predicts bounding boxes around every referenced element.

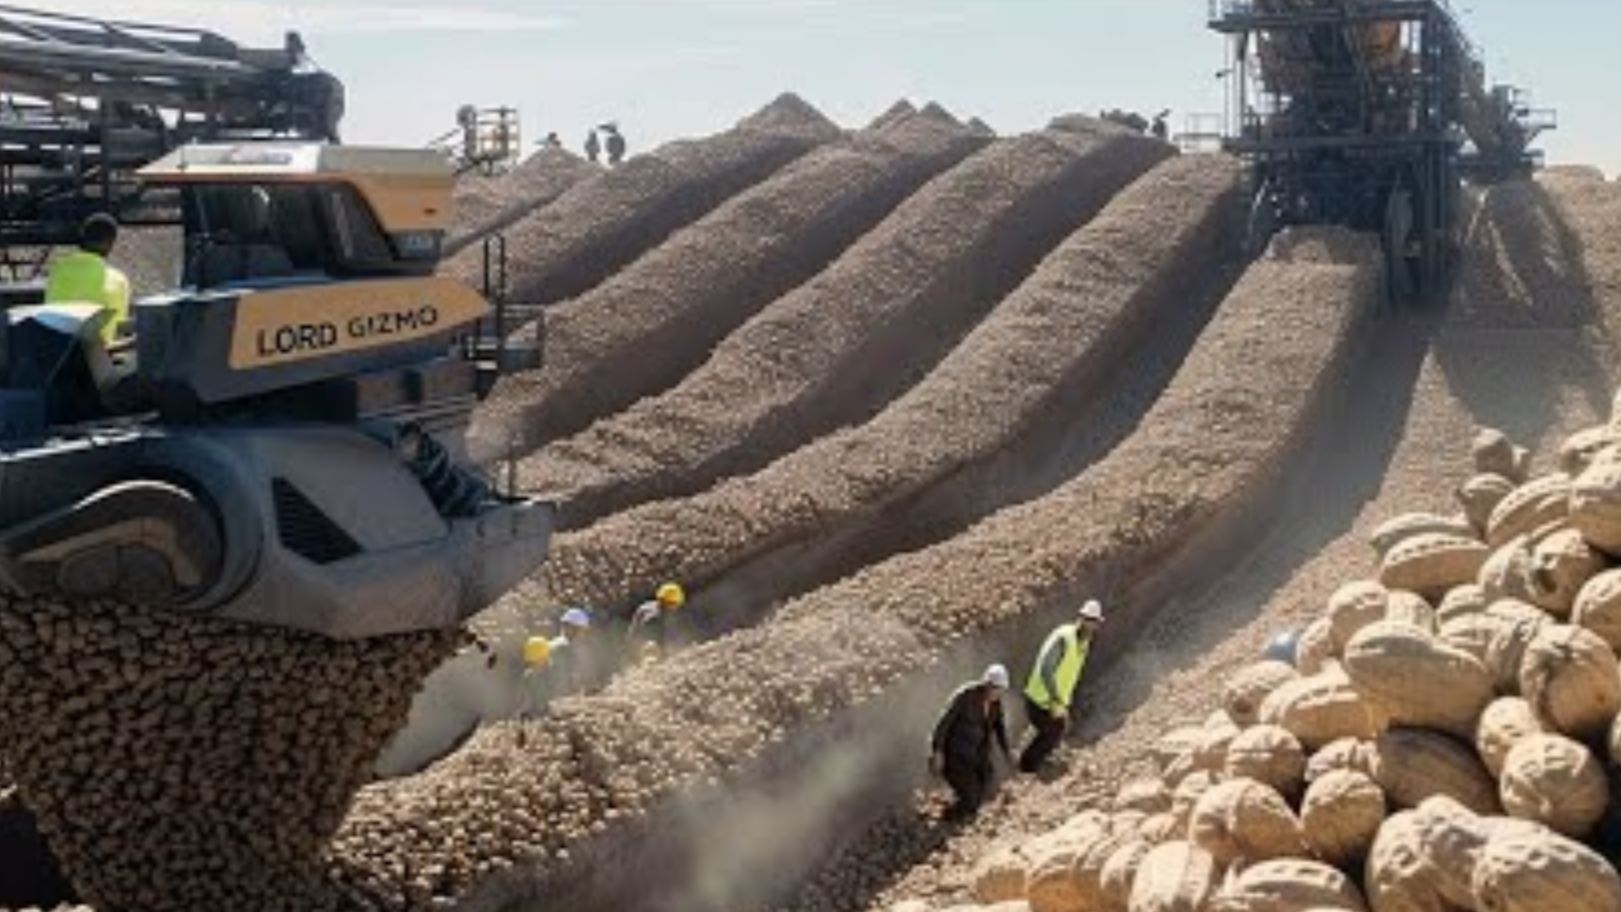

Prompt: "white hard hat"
[560,607,592,629]
[1079,599,1105,622]
[983,663,1011,690]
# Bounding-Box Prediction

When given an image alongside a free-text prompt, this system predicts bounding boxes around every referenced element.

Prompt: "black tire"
[0,480,223,606]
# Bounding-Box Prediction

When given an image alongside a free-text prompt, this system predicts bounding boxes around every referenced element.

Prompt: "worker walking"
[603,125,627,165]
[518,634,555,717]
[516,606,597,716]
[628,581,685,659]
[546,607,595,696]
[45,213,131,347]
[1151,109,1171,141]
[584,130,601,163]
[930,663,1013,821]
[1019,600,1106,773]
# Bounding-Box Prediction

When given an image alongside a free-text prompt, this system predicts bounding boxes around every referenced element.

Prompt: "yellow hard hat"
[656,582,686,609]
[522,636,553,668]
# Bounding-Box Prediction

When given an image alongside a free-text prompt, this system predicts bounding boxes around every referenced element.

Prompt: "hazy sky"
[33,0,1619,175]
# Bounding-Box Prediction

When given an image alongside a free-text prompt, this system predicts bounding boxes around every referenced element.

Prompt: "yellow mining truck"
[0,141,550,638]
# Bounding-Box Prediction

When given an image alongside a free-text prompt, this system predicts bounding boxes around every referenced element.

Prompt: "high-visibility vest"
[1024,624,1090,712]
[44,249,131,345]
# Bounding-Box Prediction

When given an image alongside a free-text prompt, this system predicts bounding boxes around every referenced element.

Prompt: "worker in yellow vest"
[44,213,131,347]
[1019,599,1105,773]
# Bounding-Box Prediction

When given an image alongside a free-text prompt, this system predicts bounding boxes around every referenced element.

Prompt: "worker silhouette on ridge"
[44,213,131,347]
[603,124,627,165]
[930,663,1013,821]
[584,129,601,163]
[1019,599,1105,773]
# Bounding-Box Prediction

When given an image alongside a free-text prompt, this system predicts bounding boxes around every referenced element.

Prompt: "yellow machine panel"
[227,277,488,370]
[140,143,457,234]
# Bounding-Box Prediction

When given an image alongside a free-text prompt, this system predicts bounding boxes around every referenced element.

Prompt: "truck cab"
[0,142,550,640]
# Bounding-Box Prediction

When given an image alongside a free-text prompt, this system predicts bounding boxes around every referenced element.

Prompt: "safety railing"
[1177,113,1226,154]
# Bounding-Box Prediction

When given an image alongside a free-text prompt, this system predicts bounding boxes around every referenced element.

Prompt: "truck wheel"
[0,480,223,607]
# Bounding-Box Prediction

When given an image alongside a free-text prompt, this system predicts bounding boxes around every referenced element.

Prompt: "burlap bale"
[1304,738,1377,785]
[1115,779,1173,816]
[1524,528,1605,618]
[1300,770,1386,869]
[1473,697,1546,778]
[1341,622,1492,738]
[1557,425,1620,476]
[1435,584,1490,629]
[1369,514,1477,560]
[1189,778,1307,868]
[1457,474,1516,532]
[1498,733,1609,838]
[1325,581,1392,655]
[1363,810,1451,912]
[1294,617,1337,675]
[1470,829,1621,912]
[1569,446,1621,556]
[1127,841,1220,912]
[1211,858,1368,912]
[1486,473,1571,548]
[1517,624,1621,741]
[1371,728,1500,815]
[1223,726,1308,801]
[1379,535,1489,599]
[1224,661,1300,728]
[1100,839,1153,911]
[1572,567,1621,648]
[1257,667,1387,751]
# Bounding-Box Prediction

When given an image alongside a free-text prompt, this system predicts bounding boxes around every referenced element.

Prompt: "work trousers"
[942,756,991,819]
[1019,695,1067,773]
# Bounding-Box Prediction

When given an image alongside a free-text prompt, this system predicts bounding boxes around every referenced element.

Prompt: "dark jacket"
[931,682,1010,767]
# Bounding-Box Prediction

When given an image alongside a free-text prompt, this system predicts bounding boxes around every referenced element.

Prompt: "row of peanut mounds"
[957,404,1621,912]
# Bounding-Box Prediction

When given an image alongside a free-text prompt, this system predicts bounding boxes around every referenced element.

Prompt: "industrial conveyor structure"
[0,5,344,256]
[1210,0,1555,299]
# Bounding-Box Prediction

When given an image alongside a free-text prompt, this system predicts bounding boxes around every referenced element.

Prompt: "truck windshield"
[184,184,329,289]
[181,182,427,289]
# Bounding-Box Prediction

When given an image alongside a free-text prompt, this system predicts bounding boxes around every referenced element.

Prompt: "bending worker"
[44,213,131,346]
[930,663,1012,821]
[547,607,594,696]
[628,581,685,659]
[1020,599,1106,773]
[518,607,595,716]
